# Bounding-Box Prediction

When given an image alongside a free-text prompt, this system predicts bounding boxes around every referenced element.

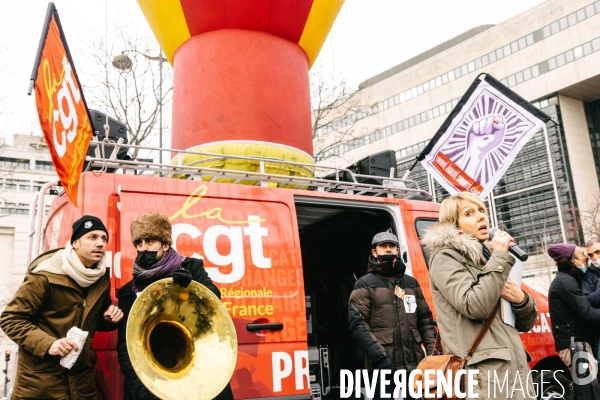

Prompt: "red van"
[26,153,565,400]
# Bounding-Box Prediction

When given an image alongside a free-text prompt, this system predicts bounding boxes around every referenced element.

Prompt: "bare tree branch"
[80,26,173,159]
[533,217,564,284]
[582,193,600,239]
[310,68,373,163]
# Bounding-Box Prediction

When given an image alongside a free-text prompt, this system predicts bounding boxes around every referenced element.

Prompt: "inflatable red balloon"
[137,0,345,181]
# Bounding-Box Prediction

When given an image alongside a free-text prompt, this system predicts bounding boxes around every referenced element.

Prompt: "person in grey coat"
[422,192,537,400]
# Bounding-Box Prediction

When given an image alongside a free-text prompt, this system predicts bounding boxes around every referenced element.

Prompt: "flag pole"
[542,123,567,243]
[28,2,56,95]
[402,159,419,180]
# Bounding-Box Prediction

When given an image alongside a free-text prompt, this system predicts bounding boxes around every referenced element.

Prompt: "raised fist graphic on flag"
[460,115,505,180]
[420,75,550,199]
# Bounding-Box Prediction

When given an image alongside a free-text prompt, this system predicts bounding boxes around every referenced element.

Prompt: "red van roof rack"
[84,141,433,200]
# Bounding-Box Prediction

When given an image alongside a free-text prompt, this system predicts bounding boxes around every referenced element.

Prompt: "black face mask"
[135,250,160,269]
[377,254,397,263]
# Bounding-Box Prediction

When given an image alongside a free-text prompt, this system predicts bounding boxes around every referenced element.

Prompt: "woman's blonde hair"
[439,192,487,227]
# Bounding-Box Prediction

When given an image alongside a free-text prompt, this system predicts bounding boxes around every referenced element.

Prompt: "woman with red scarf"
[116,212,233,400]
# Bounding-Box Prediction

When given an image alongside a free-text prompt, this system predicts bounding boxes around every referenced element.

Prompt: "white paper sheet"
[59,326,89,369]
[500,255,524,328]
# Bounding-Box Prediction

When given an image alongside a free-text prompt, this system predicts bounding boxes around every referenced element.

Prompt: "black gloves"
[133,385,159,400]
[172,269,193,288]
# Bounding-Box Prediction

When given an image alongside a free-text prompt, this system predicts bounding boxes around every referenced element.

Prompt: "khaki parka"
[0,249,117,400]
[422,223,538,400]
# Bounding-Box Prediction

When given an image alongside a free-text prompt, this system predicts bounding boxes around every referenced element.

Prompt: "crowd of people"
[2,193,600,399]
[348,191,600,399]
[0,213,233,400]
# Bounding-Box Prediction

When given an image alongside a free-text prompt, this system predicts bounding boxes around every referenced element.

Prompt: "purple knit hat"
[547,243,576,264]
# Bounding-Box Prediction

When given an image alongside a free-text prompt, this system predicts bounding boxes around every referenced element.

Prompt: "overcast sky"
[0,0,545,139]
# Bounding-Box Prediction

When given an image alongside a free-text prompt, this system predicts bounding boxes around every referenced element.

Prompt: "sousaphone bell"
[127,278,237,399]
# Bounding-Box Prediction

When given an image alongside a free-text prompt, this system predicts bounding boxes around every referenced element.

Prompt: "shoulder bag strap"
[432,332,442,356]
[464,301,500,360]
[431,300,500,359]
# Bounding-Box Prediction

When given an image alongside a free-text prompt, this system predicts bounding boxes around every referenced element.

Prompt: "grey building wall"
[315,0,600,287]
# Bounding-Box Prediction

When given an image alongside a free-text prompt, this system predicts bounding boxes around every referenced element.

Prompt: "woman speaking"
[422,192,537,399]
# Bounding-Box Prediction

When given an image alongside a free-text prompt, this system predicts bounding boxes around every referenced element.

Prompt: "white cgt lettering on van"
[243,216,271,269]
[204,225,244,283]
[530,312,552,333]
[272,351,309,392]
[171,215,272,284]
[171,223,203,260]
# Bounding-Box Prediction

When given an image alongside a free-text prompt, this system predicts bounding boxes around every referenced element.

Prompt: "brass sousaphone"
[127,278,237,399]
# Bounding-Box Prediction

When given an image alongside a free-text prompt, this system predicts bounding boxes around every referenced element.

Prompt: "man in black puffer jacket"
[117,212,234,400]
[348,232,436,399]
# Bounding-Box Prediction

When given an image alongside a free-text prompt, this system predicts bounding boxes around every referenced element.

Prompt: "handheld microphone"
[488,227,529,262]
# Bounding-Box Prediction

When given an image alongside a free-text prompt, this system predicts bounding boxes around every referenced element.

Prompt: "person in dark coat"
[582,238,600,306]
[584,237,600,360]
[547,243,600,378]
[117,212,234,400]
[348,232,436,399]
[0,215,123,400]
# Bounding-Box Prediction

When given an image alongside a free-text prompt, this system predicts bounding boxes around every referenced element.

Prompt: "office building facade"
[0,134,56,386]
[316,0,600,281]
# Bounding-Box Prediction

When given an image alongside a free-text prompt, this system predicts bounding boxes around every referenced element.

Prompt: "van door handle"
[246,323,284,332]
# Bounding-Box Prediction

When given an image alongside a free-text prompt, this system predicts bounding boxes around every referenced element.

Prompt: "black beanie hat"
[71,215,109,243]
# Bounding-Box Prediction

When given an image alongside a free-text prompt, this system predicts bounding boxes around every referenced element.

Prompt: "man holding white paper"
[0,215,123,399]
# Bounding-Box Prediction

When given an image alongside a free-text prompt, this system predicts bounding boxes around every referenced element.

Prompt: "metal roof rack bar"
[85,141,433,200]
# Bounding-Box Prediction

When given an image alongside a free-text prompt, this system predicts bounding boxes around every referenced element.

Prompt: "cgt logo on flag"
[419,74,551,199]
[28,3,93,207]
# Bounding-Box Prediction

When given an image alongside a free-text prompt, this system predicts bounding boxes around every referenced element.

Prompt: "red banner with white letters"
[30,3,92,206]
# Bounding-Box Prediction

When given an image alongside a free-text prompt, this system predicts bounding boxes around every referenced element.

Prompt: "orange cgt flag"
[28,3,92,207]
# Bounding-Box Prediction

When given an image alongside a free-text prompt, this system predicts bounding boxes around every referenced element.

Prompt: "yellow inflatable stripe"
[298,0,345,68]
[136,0,190,64]
[175,143,315,188]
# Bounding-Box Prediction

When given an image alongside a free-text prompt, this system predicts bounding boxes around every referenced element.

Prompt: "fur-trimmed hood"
[420,222,487,265]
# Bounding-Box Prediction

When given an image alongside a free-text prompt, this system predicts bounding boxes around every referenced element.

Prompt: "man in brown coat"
[348,232,436,399]
[0,215,123,399]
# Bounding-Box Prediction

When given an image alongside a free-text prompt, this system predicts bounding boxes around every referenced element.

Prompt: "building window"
[584,98,600,184]
[5,180,17,190]
[33,181,47,191]
[0,206,29,215]
[35,160,54,171]
[494,97,582,255]
[0,157,30,169]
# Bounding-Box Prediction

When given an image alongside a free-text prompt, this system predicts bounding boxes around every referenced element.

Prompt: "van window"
[415,218,438,268]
